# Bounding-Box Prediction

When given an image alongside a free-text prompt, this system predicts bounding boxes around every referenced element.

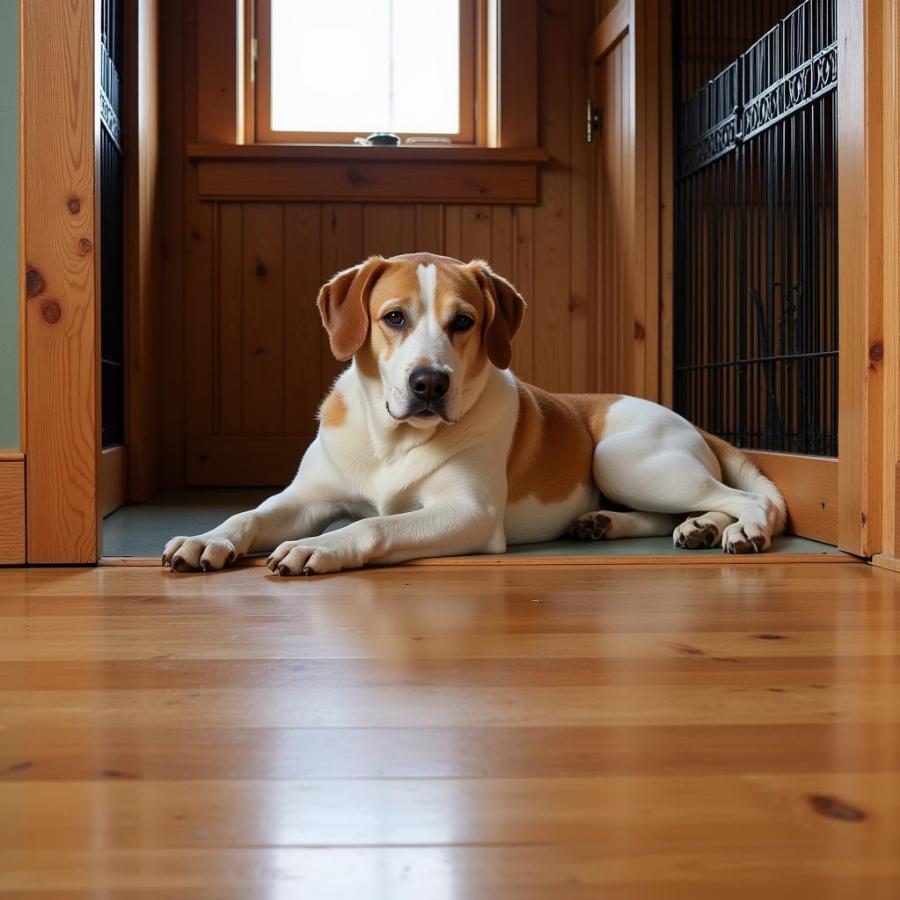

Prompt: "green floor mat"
[103,489,844,559]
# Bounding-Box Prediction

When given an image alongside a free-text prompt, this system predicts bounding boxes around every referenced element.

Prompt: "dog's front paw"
[721,522,770,554]
[266,539,358,577]
[162,536,238,573]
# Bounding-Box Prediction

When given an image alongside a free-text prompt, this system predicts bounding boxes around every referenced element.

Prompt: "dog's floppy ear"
[468,260,526,370]
[316,256,387,361]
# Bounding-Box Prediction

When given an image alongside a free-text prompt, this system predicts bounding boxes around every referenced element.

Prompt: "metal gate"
[673,0,838,456]
[100,0,125,448]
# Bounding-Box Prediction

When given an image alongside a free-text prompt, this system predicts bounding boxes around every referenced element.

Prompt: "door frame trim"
[21,0,101,563]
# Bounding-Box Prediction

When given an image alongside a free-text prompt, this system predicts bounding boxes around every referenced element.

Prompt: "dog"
[162,253,786,575]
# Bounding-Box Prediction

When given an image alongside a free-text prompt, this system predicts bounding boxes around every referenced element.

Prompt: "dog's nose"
[409,367,450,401]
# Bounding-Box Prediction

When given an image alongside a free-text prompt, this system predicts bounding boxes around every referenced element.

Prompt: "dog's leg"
[568,510,678,541]
[265,451,505,576]
[595,437,779,553]
[163,491,344,572]
[267,501,500,575]
[672,511,736,549]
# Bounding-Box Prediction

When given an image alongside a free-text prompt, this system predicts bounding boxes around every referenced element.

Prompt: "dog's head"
[317,253,525,427]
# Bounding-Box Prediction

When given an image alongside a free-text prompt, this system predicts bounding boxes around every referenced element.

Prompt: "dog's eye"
[450,314,475,332]
[383,311,405,328]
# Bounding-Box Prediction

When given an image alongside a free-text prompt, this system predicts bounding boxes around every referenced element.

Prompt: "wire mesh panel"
[100,0,125,447]
[673,0,838,456]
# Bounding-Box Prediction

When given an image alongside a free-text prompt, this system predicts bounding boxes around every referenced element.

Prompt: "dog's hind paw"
[567,512,613,541]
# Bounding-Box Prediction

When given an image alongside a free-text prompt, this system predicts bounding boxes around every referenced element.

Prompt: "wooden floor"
[2,561,900,898]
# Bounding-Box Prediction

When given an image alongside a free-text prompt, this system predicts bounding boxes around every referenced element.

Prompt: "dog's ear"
[316,256,387,361]
[468,260,526,370]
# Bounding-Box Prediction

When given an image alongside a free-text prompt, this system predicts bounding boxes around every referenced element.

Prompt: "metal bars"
[100,0,125,448]
[673,0,838,456]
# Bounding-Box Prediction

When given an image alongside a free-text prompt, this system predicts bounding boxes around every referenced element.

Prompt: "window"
[254,0,481,144]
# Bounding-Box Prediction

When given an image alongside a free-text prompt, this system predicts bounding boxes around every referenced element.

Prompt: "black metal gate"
[673,0,838,456]
[100,0,125,447]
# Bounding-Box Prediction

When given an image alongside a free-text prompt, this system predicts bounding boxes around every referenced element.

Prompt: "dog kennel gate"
[673,0,838,457]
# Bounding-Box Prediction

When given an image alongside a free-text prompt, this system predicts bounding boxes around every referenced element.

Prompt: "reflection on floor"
[103,489,846,560]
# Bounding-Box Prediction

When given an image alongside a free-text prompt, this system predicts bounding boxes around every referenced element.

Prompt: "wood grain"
[2,560,899,897]
[196,0,242,143]
[837,0,884,556]
[880,2,900,561]
[589,0,662,400]
[0,459,25,564]
[497,0,538,147]
[241,204,284,436]
[22,0,100,563]
[196,159,542,205]
[747,451,839,545]
[186,435,309,486]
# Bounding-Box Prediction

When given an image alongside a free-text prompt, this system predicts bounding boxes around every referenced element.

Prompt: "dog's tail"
[700,430,787,536]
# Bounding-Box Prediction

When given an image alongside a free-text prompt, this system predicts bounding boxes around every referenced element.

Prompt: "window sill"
[187,143,550,205]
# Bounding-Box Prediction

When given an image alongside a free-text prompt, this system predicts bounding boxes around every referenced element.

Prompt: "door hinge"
[586,98,601,143]
[251,36,258,83]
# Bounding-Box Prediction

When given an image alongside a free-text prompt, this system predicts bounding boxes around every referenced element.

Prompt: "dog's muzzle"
[401,367,451,420]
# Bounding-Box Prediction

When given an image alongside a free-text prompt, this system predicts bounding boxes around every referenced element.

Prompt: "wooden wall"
[160,0,595,487]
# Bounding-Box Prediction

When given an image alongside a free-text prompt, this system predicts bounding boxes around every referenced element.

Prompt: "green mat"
[103,489,843,559]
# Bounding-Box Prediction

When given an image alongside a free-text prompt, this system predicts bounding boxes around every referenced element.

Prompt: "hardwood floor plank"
[2,562,899,897]
[4,773,899,849]
[4,846,900,897]
[4,722,899,781]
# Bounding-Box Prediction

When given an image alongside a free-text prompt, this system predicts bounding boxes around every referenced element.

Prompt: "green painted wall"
[0,1,19,448]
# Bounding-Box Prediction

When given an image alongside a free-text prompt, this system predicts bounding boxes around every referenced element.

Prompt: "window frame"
[253,0,481,145]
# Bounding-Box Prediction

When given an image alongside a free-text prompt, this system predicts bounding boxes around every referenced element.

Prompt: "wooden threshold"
[101,551,858,569]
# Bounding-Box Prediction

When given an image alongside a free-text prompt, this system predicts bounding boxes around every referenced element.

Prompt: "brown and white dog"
[162,253,786,575]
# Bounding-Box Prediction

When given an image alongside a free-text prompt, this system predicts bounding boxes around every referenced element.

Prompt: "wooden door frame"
[21,0,101,564]
[588,0,661,401]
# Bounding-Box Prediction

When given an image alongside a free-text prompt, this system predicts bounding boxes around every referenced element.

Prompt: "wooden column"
[22,0,100,563]
[837,0,885,557]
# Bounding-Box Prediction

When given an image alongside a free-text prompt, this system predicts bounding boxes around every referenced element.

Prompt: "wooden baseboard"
[871,554,900,574]
[0,457,25,564]
[100,445,128,517]
[745,450,838,545]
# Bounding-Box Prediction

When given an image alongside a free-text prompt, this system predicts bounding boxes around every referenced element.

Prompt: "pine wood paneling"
[217,203,244,435]
[22,0,100,562]
[283,204,324,435]
[461,206,492,260]
[196,0,242,143]
[837,0,884,556]
[0,459,25,564]
[746,451,839,546]
[187,435,310,485]
[512,207,536,382]
[241,204,284,436]
[362,205,416,258]
[533,0,573,393]
[415,205,444,252]
[319,204,363,395]
[196,158,541,205]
